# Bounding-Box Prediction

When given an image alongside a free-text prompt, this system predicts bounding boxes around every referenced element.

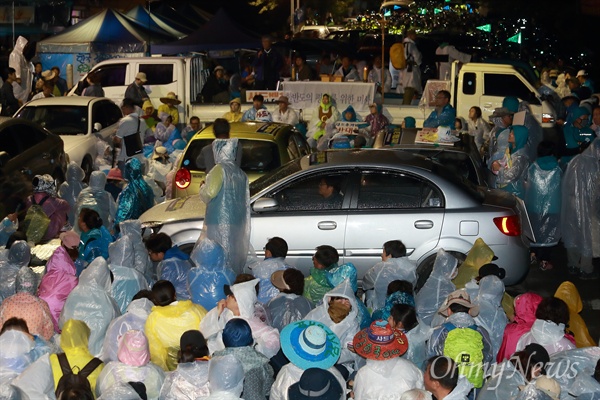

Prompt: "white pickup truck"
[70,57,555,129]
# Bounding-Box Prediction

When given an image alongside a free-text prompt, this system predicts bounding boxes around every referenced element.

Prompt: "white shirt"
[116,113,147,162]
[272,108,299,125]
[368,67,392,93]
[435,45,471,80]
[31,92,53,101]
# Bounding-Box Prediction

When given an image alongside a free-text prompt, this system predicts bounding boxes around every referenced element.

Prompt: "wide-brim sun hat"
[353,320,409,360]
[491,107,515,118]
[288,368,344,400]
[276,95,291,105]
[280,320,341,370]
[271,270,289,291]
[160,91,181,105]
[41,70,56,81]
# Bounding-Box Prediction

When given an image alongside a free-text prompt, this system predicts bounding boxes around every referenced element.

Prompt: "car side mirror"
[252,197,279,212]
[93,122,103,132]
[0,151,9,167]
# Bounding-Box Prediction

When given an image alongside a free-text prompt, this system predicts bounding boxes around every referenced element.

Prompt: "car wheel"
[415,251,467,293]
[179,243,195,256]
[81,156,93,183]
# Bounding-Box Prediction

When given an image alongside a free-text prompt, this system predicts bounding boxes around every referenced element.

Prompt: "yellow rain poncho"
[554,281,597,348]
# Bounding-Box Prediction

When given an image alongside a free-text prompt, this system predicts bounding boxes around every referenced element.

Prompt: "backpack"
[23,195,50,244]
[442,322,485,388]
[390,42,407,70]
[55,353,102,399]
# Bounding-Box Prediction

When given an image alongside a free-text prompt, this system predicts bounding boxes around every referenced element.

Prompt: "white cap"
[576,69,587,78]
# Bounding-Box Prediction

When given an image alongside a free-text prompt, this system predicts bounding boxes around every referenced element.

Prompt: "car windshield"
[249,158,303,197]
[16,106,88,135]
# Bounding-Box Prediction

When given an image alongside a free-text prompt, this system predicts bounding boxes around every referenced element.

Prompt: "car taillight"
[175,168,191,189]
[493,215,521,236]
[542,113,555,124]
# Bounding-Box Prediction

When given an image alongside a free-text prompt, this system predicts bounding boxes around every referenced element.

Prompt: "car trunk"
[482,188,535,245]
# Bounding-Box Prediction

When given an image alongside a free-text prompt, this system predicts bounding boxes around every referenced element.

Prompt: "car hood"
[139,196,206,226]
[61,135,90,159]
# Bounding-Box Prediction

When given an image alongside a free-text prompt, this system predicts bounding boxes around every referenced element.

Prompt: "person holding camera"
[401,29,422,105]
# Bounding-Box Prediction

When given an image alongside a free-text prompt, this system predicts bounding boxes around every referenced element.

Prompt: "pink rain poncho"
[37,246,78,332]
[496,292,543,362]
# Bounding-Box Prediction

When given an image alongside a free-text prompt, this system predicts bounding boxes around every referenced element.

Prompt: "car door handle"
[317,221,337,230]
[414,220,434,229]
[483,102,493,108]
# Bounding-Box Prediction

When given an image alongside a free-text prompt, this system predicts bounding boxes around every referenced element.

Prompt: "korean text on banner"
[281,82,376,112]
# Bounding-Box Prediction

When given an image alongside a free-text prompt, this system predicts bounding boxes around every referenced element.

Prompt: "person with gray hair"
[400,389,433,400]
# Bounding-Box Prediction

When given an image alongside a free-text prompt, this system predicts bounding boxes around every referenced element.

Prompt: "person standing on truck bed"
[401,29,422,105]
[423,90,456,128]
[253,36,283,90]
[125,72,149,108]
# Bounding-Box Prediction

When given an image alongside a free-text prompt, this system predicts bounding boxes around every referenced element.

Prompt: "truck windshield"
[16,106,88,135]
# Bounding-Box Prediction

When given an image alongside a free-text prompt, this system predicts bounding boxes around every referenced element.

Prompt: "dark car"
[0,118,68,219]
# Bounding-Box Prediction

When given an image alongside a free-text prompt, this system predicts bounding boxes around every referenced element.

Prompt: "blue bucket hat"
[280,320,341,370]
[404,117,416,128]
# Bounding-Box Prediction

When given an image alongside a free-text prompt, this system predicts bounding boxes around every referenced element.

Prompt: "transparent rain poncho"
[157,247,192,301]
[108,237,149,314]
[75,171,117,231]
[59,162,87,225]
[188,238,235,311]
[362,257,417,310]
[15,266,36,295]
[206,355,244,399]
[561,140,600,259]
[415,249,458,327]
[0,330,36,384]
[546,347,600,399]
[59,257,121,356]
[115,158,155,229]
[495,125,530,199]
[353,357,424,400]
[554,282,597,348]
[251,257,289,304]
[473,275,508,358]
[119,220,154,283]
[327,263,371,329]
[266,293,313,333]
[519,102,544,163]
[198,138,250,275]
[159,359,210,399]
[0,383,30,400]
[97,383,144,400]
[0,217,17,248]
[0,241,31,301]
[516,319,576,356]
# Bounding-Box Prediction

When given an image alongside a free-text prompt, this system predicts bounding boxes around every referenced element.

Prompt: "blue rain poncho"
[0,217,17,248]
[115,158,155,229]
[341,105,361,122]
[251,257,289,304]
[188,238,235,311]
[59,257,121,356]
[75,171,117,232]
[78,225,113,268]
[265,293,313,332]
[415,249,458,327]
[423,104,457,128]
[158,246,192,301]
[59,162,87,225]
[0,241,30,301]
[519,102,544,162]
[0,330,51,385]
[198,138,250,275]
[108,236,149,314]
[488,125,510,171]
[495,125,530,199]
[327,263,371,329]
[561,140,600,260]
[473,275,508,358]
[547,347,600,399]
[119,220,154,283]
[563,107,596,151]
[525,156,562,247]
[362,257,417,310]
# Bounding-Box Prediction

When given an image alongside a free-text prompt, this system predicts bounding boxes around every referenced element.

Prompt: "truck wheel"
[415,251,467,292]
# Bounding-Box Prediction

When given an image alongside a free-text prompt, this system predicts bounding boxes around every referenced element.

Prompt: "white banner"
[246,90,284,103]
[334,121,369,134]
[281,82,376,112]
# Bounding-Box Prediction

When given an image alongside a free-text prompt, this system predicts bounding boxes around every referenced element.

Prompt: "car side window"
[139,64,175,85]
[271,172,349,212]
[102,101,123,126]
[96,64,127,87]
[357,170,443,209]
[484,74,540,105]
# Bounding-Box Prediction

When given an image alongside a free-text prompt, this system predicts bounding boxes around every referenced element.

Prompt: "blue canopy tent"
[126,5,189,39]
[151,8,261,54]
[151,3,202,32]
[176,4,213,24]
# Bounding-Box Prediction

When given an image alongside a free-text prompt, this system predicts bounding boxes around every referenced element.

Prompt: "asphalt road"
[507,242,600,343]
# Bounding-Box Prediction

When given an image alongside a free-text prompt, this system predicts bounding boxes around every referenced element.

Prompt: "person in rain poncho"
[491,125,530,199]
[415,249,458,327]
[249,236,291,304]
[75,171,117,232]
[363,240,417,310]
[145,233,191,301]
[114,158,155,230]
[119,220,154,283]
[561,140,600,279]
[466,106,491,155]
[304,279,361,375]
[472,275,508,359]
[452,238,496,289]
[266,268,313,332]
[306,94,340,149]
[0,241,30,302]
[199,137,250,275]
[59,257,121,357]
[327,262,371,329]
[371,281,415,322]
[24,174,70,242]
[0,266,54,341]
[241,94,270,122]
[200,278,280,358]
[487,103,515,164]
[554,281,597,347]
[364,102,390,142]
[96,330,165,400]
[58,162,87,226]
[518,101,544,162]
[188,238,235,311]
[545,346,600,399]
[524,141,562,271]
[423,90,456,128]
[108,237,149,314]
[102,296,154,363]
[145,280,207,371]
[159,329,211,399]
[37,246,78,332]
[8,36,31,104]
[497,292,543,362]
[213,319,274,400]
[423,356,474,400]
[303,245,337,305]
[561,106,596,166]
[516,296,576,355]
[76,208,113,274]
[204,354,245,400]
[387,303,430,370]
[95,141,113,174]
[0,214,18,249]
[270,320,346,400]
[353,320,424,400]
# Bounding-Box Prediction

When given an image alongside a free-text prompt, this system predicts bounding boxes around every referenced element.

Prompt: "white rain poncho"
[199,138,250,275]
[478,360,527,400]
[0,331,36,385]
[58,162,87,225]
[270,363,346,400]
[95,141,112,174]
[545,347,600,399]
[108,237,149,314]
[10,353,54,399]
[473,275,508,358]
[266,293,313,332]
[147,158,173,185]
[362,257,417,310]
[102,298,154,363]
[516,319,576,356]
[188,238,236,311]
[159,359,210,399]
[205,355,244,400]
[119,220,154,283]
[8,36,31,103]
[0,241,31,301]
[59,257,121,356]
[353,357,424,400]
[304,279,361,366]
[561,140,600,259]
[514,381,559,400]
[414,249,458,327]
[251,257,289,304]
[0,383,29,399]
[75,171,117,231]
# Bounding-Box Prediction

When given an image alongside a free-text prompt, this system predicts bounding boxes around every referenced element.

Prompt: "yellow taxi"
[172,121,311,198]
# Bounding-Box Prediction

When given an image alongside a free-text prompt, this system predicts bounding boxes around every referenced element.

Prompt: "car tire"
[415,251,467,293]
[81,156,93,183]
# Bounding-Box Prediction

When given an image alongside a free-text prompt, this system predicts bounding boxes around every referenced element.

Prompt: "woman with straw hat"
[158,92,181,125]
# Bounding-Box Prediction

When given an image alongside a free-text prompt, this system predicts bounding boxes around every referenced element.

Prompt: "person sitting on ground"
[24,174,70,243]
[388,303,430,369]
[371,280,415,322]
[204,354,245,400]
[108,237,149,314]
[182,116,202,143]
[303,245,337,305]
[306,94,340,148]
[553,281,597,348]
[467,106,491,155]
[242,94,271,122]
[496,292,543,362]
[223,98,243,123]
[75,171,117,231]
[424,356,474,400]
[423,90,456,128]
[272,96,299,126]
[145,233,192,301]
[76,208,113,274]
[365,102,389,142]
[267,268,313,332]
[58,162,86,226]
[250,236,291,304]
